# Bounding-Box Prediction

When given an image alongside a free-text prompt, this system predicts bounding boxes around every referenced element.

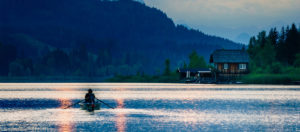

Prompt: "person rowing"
[85,89,96,104]
[64,89,115,110]
[85,89,115,110]
[64,89,96,110]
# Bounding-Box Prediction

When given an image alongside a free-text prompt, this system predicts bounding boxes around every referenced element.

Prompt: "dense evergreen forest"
[0,0,241,81]
[243,23,300,84]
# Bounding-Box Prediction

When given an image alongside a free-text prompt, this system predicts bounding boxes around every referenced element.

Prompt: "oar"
[96,99,115,109]
[64,100,84,109]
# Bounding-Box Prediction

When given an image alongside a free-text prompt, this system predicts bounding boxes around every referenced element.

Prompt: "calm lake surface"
[0,83,300,131]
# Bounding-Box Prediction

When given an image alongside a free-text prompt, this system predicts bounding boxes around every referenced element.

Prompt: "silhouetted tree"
[0,43,17,76]
[284,24,299,64]
[8,58,33,76]
[247,23,300,73]
[164,59,171,76]
[294,53,300,67]
[188,50,207,68]
[183,61,187,69]
[268,28,278,47]
[43,49,70,75]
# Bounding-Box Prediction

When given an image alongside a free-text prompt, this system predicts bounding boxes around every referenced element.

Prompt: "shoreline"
[0,82,299,87]
[0,76,299,85]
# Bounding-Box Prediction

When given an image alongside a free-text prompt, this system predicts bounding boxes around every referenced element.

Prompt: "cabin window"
[239,64,246,69]
[223,63,228,69]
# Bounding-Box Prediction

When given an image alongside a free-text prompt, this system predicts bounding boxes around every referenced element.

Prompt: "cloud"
[144,0,299,25]
[144,0,300,43]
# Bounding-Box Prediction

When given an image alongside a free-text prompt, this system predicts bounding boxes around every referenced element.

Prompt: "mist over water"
[0,83,299,131]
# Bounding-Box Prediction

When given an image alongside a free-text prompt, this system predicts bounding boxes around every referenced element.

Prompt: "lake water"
[0,83,300,131]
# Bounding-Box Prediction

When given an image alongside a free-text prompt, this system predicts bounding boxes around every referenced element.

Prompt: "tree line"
[243,23,300,84]
[108,50,208,82]
[247,23,300,73]
[0,43,144,79]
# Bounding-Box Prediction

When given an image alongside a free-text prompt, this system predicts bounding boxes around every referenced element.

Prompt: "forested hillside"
[0,0,241,79]
[243,23,300,84]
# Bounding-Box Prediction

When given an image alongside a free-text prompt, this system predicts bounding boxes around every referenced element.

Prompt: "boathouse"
[210,49,249,81]
[177,68,213,83]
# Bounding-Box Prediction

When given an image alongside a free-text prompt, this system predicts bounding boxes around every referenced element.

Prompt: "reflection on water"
[57,85,75,132]
[58,98,74,132]
[116,98,126,132]
[116,86,126,132]
[0,83,299,131]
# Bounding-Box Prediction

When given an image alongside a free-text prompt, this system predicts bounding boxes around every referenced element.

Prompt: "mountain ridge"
[0,0,242,75]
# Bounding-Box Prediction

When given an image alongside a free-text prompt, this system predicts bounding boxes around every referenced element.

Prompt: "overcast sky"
[143,0,300,44]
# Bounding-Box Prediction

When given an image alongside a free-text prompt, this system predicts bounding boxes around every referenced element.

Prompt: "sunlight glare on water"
[0,83,299,131]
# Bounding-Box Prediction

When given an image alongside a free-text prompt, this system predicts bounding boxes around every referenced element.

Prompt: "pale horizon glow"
[143,0,300,44]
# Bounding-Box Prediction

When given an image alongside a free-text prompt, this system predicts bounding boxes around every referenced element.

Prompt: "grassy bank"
[241,74,300,84]
[106,74,180,83]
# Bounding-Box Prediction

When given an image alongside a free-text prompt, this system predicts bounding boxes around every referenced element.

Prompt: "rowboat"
[79,102,101,111]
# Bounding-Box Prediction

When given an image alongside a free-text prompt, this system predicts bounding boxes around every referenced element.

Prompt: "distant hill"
[0,0,241,75]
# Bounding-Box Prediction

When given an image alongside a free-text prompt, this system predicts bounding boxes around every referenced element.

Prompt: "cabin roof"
[178,68,211,73]
[210,49,249,63]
